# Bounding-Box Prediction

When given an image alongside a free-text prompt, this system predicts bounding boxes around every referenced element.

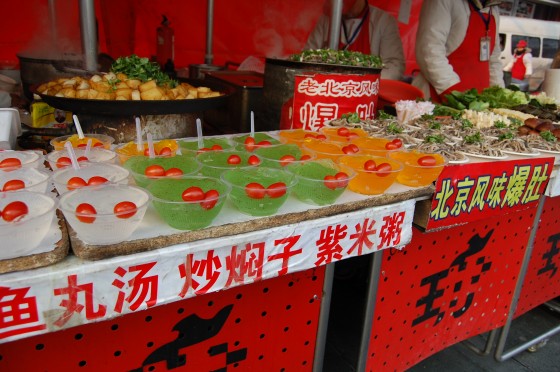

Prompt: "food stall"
[1,1,560,372]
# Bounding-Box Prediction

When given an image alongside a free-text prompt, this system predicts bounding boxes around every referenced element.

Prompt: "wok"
[31,78,234,116]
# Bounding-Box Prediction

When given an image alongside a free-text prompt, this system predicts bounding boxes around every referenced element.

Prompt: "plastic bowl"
[124,154,200,188]
[286,159,355,205]
[277,129,328,147]
[0,150,43,171]
[52,162,130,195]
[58,184,150,245]
[302,139,348,161]
[350,136,404,156]
[50,133,115,151]
[179,137,233,153]
[254,143,316,168]
[387,150,448,187]
[47,147,117,170]
[0,191,57,259]
[221,167,296,216]
[320,126,368,143]
[148,177,230,230]
[0,168,51,193]
[196,150,261,178]
[232,132,282,152]
[339,155,404,195]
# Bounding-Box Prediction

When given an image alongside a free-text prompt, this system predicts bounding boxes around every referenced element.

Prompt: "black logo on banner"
[412,230,494,327]
[131,304,247,371]
[537,233,560,278]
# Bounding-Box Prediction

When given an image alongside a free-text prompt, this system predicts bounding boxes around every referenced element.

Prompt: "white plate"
[459,151,509,161]
[449,155,470,164]
[537,148,560,165]
[501,149,541,157]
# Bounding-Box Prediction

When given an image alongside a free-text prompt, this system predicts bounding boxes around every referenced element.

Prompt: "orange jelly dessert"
[350,137,404,156]
[388,151,447,187]
[339,155,403,195]
[115,139,179,163]
[320,126,368,143]
[51,134,115,151]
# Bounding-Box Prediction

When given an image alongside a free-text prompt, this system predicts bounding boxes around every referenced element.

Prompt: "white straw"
[250,111,255,137]
[84,138,92,157]
[196,118,204,149]
[64,141,80,170]
[72,114,85,139]
[147,133,156,159]
[135,117,143,152]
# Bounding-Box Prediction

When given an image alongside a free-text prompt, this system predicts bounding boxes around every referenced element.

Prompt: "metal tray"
[31,78,234,116]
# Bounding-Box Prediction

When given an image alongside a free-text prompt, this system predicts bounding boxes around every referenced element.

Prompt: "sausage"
[524,117,540,129]
[536,120,554,132]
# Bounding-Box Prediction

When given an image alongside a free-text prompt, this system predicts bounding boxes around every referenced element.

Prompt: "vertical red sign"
[288,73,380,131]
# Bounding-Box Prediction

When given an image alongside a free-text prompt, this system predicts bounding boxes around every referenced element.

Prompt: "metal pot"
[261,58,382,131]
[17,53,84,100]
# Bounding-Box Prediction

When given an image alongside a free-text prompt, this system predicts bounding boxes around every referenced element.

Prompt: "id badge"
[480,36,491,61]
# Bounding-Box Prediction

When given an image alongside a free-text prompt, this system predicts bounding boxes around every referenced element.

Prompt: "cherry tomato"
[197,147,211,154]
[337,127,350,137]
[334,172,349,188]
[248,155,260,166]
[347,133,360,140]
[200,189,220,210]
[245,182,266,199]
[227,155,242,165]
[323,175,338,190]
[391,138,403,148]
[164,168,184,177]
[182,186,205,202]
[316,134,327,141]
[364,159,377,171]
[211,144,223,151]
[385,142,400,150]
[77,156,89,162]
[87,176,109,186]
[77,143,87,149]
[113,201,137,219]
[244,137,256,152]
[266,182,287,198]
[2,179,25,191]
[257,140,272,147]
[56,156,72,168]
[2,201,28,222]
[144,165,165,178]
[342,144,359,154]
[300,155,312,161]
[67,176,87,190]
[417,155,437,167]
[93,142,104,148]
[159,147,173,157]
[143,148,152,156]
[375,163,393,177]
[279,155,296,167]
[0,157,22,170]
[75,203,97,224]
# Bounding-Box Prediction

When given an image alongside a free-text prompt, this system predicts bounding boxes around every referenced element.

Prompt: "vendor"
[304,0,405,81]
[412,0,504,102]
[503,39,533,91]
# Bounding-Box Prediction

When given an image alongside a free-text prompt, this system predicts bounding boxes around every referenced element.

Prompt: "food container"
[232,132,282,152]
[58,184,150,245]
[0,191,57,259]
[148,177,230,230]
[277,128,327,146]
[196,150,261,178]
[115,139,179,164]
[320,126,369,143]
[47,147,117,170]
[50,133,115,151]
[0,150,43,170]
[339,155,404,195]
[302,139,348,161]
[124,154,200,188]
[178,137,233,153]
[52,163,130,195]
[254,143,315,168]
[350,136,404,157]
[387,150,448,187]
[0,168,51,193]
[221,167,296,216]
[287,159,355,205]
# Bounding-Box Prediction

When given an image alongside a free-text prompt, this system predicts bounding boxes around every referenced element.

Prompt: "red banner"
[289,73,380,131]
[426,157,554,230]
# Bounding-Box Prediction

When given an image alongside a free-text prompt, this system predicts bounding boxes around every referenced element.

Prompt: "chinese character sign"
[290,73,380,131]
[428,157,553,229]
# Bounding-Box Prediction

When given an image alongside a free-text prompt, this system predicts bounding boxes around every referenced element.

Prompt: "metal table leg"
[314,263,336,372]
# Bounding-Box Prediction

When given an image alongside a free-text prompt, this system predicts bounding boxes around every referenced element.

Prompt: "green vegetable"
[469,101,490,111]
[386,122,403,134]
[290,49,383,68]
[498,131,514,141]
[464,132,483,144]
[377,110,394,119]
[540,130,557,142]
[111,55,178,88]
[425,135,444,144]
[494,121,507,128]
[341,112,361,123]
[460,119,474,129]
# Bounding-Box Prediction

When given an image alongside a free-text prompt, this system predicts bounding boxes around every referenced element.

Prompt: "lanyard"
[341,6,369,50]
[468,0,493,32]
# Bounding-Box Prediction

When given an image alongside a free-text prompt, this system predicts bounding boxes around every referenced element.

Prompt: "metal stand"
[492,196,560,361]
[314,263,335,372]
